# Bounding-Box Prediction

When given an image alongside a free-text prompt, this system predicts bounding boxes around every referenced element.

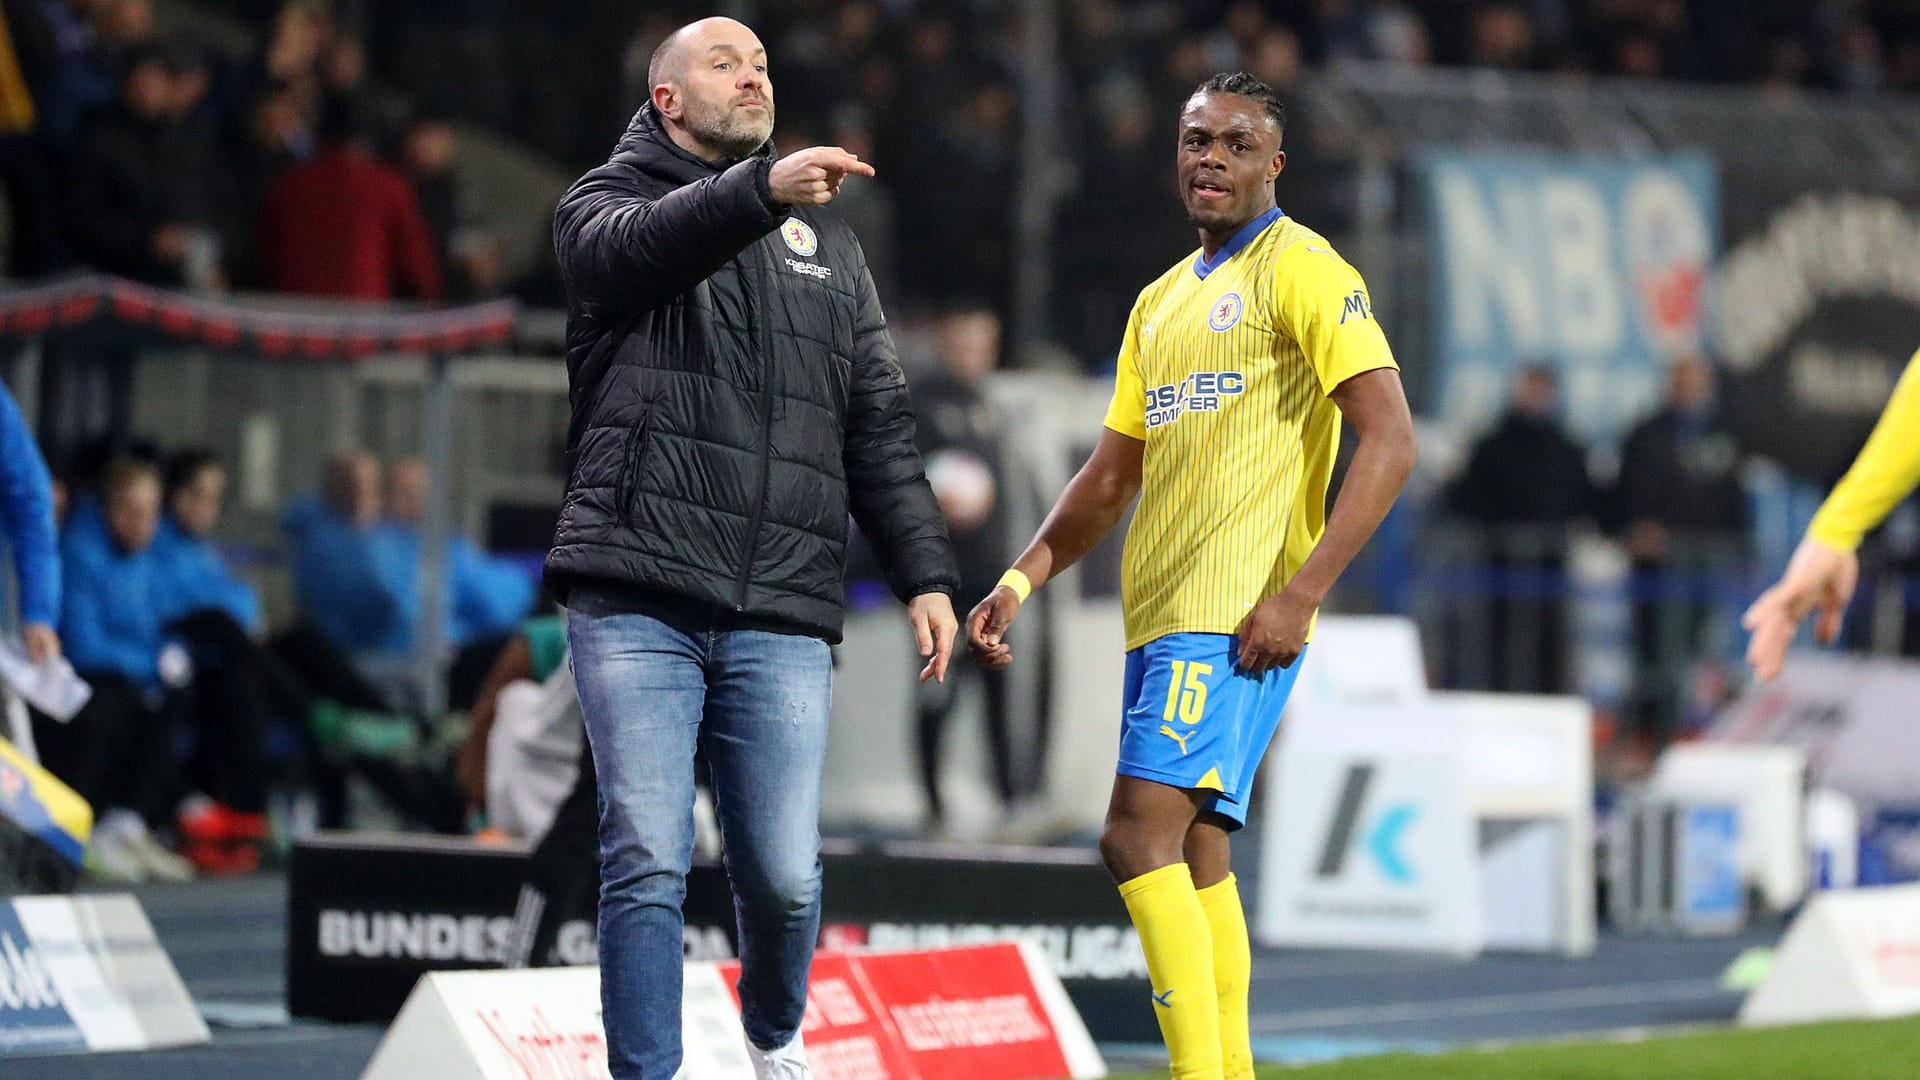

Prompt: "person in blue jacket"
[0,381,60,664]
[43,457,194,881]
[152,449,262,633]
[285,451,402,653]
[371,457,535,654]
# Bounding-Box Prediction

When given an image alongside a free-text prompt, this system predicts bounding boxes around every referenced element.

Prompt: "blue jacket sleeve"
[288,502,403,650]
[60,545,160,685]
[0,384,59,626]
[154,526,264,633]
[449,538,535,645]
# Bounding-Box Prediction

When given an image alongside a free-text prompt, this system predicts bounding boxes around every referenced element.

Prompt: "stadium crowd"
[349,0,1920,348]
[8,1,1913,345]
[0,0,503,298]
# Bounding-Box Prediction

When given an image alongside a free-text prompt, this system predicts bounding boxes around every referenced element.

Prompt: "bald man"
[547,17,960,1079]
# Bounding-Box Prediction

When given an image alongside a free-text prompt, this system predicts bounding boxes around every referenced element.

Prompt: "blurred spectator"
[396,112,502,300]
[224,83,309,288]
[42,457,194,881]
[1056,78,1190,365]
[1450,364,1596,693]
[825,109,897,303]
[1617,356,1747,740]
[896,81,1017,314]
[152,448,259,631]
[0,0,74,275]
[67,41,227,288]
[258,93,442,301]
[370,457,533,705]
[912,308,1017,834]
[1467,2,1538,69]
[286,450,398,652]
[1364,0,1432,66]
[1,378,60,664]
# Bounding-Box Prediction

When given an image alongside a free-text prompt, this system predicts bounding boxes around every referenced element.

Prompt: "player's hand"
[768,146,875,206]
[1743,535,1859,681]
[1236,588,1316,674]
[21,623,60,665]
[966,587,1022,670]
[908,592,957,684]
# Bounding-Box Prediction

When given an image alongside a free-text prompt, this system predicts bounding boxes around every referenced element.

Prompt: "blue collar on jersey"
[1192,206,1284,280]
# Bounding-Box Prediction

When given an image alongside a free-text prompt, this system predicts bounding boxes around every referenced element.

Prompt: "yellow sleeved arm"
[1808,348,1920,552]
[1273,242,1397,395]
[1102,296,1150,441]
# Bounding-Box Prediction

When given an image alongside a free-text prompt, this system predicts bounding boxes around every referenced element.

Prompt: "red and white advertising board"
[360,942,1104,1080]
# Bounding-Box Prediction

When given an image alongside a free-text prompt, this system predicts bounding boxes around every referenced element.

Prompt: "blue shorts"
[1116,634,1307,830]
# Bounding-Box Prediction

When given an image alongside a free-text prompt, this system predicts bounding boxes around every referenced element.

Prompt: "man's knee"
[733,857,821,922]
[598,848,689,910]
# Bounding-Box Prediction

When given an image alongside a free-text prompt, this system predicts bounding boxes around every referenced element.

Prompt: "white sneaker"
[86,811,148,884]
[123,820,195,882]
[745,1032,810,1080]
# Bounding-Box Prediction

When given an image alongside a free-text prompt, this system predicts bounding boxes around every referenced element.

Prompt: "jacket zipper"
[617,409,652,529]
[734,251,775,610]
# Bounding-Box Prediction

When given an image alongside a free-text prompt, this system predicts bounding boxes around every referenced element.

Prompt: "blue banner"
[1419,152,1718,442]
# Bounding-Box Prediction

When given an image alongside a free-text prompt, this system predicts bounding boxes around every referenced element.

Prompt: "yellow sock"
[1196,874,1254,1080]
[1119,864,1223,1080]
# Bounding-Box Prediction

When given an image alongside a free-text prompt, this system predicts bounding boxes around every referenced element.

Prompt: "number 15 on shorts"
[1163,660,1212,726]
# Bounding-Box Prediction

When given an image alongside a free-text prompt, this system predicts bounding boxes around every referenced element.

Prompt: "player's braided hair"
[1193,71,1287,142]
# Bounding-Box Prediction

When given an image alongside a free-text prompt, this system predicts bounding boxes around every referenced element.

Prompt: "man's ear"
[652,83,680,121]
[1269,149,1287,183]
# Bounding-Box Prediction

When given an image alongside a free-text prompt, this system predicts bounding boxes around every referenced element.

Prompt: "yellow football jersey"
[1102,210,1397,651]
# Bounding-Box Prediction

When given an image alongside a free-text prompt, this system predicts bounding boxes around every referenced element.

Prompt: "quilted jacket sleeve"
[553,156,786,317]
[841,249,960,602]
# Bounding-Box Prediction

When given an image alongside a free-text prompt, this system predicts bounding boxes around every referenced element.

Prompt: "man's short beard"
[683,97,774,159]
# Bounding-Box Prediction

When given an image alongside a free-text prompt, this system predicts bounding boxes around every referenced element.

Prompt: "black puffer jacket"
[545,105,958,641]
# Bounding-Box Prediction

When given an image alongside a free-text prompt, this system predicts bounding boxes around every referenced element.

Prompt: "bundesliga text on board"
[317,909,600,966]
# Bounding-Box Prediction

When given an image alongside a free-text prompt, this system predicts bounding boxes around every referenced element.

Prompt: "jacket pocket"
[614,409,654,529]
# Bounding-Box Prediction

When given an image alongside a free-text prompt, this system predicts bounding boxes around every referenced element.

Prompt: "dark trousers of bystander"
[34,673,183,831]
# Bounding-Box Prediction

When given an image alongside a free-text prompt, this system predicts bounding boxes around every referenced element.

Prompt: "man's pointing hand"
[769,146,875,206]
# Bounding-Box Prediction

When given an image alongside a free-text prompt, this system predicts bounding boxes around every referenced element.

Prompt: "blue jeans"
[567,586,832,1079]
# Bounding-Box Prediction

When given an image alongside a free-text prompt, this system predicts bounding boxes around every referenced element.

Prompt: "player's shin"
[1196,873,1254,1080]
[1119,863,1224,1080]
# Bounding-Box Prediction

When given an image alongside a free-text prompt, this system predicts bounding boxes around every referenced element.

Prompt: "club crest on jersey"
[1146,371,1247,429]
[1208,292,1243,332]
[781,218,818,257]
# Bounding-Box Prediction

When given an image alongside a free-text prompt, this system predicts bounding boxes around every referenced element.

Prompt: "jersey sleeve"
[1274,241,1397,395]
[1807,348,1920,552]
[1101,295,1150,441]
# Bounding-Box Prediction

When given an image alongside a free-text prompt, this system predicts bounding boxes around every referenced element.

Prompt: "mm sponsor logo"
[890,994,1048,1051]
[1339,290,1372,324]
[474,1005,612,1080]
[864,923,1146,980]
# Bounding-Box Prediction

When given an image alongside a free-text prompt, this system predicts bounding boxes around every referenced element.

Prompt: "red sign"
[718,945,1085,1080]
